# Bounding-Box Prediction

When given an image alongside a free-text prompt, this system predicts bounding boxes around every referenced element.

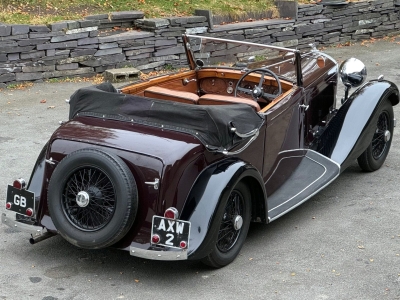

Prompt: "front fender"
[181,158,266,260]
[317,80,399,170]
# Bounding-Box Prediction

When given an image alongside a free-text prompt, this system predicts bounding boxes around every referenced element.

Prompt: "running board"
[267,150,340,221]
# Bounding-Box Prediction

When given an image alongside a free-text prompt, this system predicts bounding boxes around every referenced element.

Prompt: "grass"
[0,0,279,25]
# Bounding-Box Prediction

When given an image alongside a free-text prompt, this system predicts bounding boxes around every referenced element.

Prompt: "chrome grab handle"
[145,178,159,190]
[223,129,259,156]
[299,104,309,111]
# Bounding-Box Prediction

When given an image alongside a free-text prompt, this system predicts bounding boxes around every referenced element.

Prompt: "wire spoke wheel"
[62,167,116,231]
[48,148,138,249]
[357,99,394,172]
[202,182,251,268]
[216,191,244,253]
[371,111,389,160]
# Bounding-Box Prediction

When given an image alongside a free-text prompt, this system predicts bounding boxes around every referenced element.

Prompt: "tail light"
[179,241,187,249]
[5,202,12,210]
[26,208,34,217]
[151,234,160,244]
[164,207,178,219]
[13,178,26,190]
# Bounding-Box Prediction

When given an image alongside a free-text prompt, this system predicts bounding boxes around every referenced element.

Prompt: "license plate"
[6,185,35,216]
[151,216,190,249]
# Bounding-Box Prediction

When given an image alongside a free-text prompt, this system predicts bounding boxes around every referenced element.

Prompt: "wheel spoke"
[216,190,244,253]
[62,166,116,231]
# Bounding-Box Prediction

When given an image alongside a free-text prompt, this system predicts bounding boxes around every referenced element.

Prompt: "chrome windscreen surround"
[1,212,47,237]
[130,246,188,260]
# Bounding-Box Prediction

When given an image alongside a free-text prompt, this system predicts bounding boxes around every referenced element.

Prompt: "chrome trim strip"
[185,34,300,53]
[129,246,188,260]
[1,212,47,237]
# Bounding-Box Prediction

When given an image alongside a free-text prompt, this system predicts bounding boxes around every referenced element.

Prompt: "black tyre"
[47,148,138,249]
[201,182,251,268]
[357,100,394,172]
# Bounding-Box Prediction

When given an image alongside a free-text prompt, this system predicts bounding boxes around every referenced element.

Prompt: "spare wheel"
[47,148,138,249]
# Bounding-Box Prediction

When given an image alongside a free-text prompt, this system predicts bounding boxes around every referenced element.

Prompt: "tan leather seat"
[144,86,199,104]
[198,94,260,111]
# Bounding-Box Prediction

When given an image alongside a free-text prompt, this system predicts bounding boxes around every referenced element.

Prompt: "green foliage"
[0,0,277,25]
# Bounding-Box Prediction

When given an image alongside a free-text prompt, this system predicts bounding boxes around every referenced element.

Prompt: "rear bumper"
[129,246,187,260]
[1,212,48,237]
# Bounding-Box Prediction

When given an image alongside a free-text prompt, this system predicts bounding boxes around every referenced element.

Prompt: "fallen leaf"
[290,272,296,276]
[47,106,55,109]
[40,99,46,103]
[134,279,139,283]
[358,245,365,249]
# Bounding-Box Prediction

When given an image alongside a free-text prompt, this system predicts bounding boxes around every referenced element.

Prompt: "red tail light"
[26,208,34,217]
[151,234,160,244]
[164,207,178,219]
[13,178,26,190]
[5,202,12,210]
[180,241,187,249]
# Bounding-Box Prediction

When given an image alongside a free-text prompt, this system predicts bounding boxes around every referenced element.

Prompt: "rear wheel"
[201,182,251,268]
[48,148,138,249]
[357,100,394,172]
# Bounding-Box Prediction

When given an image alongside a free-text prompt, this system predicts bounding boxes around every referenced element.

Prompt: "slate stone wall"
[0,0,399,87]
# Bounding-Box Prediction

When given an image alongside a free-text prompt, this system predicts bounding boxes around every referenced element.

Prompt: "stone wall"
[0,0,399,87]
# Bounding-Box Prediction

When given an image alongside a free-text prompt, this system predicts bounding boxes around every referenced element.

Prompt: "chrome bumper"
[1,212,47,237]
[130,246,187,260]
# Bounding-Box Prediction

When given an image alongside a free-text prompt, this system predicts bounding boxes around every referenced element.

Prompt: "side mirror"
[339,58,367,88]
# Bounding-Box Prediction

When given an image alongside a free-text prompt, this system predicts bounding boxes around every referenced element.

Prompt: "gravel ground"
[0,37,399,300]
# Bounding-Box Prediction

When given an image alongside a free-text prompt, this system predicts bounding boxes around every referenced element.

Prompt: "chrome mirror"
[339,58,367,88]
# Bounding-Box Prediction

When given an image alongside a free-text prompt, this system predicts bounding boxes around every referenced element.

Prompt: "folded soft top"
[69,83,265,152]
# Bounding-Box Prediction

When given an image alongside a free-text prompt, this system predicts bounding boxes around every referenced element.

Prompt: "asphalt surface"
[1,38,400,300]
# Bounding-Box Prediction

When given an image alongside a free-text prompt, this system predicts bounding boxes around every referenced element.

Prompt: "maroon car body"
[2,34,399,267]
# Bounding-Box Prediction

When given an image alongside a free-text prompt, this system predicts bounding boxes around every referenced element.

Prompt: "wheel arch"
[317,79,399,171]
[184,158,267,260]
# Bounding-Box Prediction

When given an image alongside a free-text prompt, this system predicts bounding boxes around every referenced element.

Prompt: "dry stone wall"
[0,0,399,87]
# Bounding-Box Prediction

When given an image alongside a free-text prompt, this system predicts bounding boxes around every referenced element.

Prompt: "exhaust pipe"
[29,232,56,244]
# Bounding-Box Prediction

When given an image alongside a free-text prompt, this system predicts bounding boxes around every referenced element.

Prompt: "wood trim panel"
[121,70,197,95]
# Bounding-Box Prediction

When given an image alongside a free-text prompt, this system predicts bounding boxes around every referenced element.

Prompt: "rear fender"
[27,142,49,223]
[181,159,266,260]
[317,80,399,170]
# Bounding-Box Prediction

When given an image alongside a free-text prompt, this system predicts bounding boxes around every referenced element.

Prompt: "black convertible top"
[69,83,265,152]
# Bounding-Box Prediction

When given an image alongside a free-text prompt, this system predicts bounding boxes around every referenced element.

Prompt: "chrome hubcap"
[76,191,90,207]
[233,215,243,231]
[384,130,391,142]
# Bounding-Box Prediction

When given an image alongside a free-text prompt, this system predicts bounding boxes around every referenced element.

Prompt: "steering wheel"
[234,68,282,101]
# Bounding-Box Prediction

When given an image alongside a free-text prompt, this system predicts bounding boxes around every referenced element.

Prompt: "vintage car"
[2,34,399,268]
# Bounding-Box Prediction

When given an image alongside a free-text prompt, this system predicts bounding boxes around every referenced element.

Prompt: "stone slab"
[37,41,78,50]
[22,65,55,72]
[0,25,11,37]
[43,67,94,78]
[110,11,144,20]
[18,38,50,46]
[51,32,89,43]
[98,31,154,43]
[56,63,79,70]
[29,25,51,32]
[94,48,122,56]
[12,25,30,35]
[16,72,43,81]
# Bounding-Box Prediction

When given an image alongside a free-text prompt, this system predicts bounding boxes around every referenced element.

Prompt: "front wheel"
[357,99,394,172]
[201,182,251,268]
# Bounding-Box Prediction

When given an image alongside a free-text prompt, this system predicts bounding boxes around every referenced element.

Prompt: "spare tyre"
[47,148,138,249]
